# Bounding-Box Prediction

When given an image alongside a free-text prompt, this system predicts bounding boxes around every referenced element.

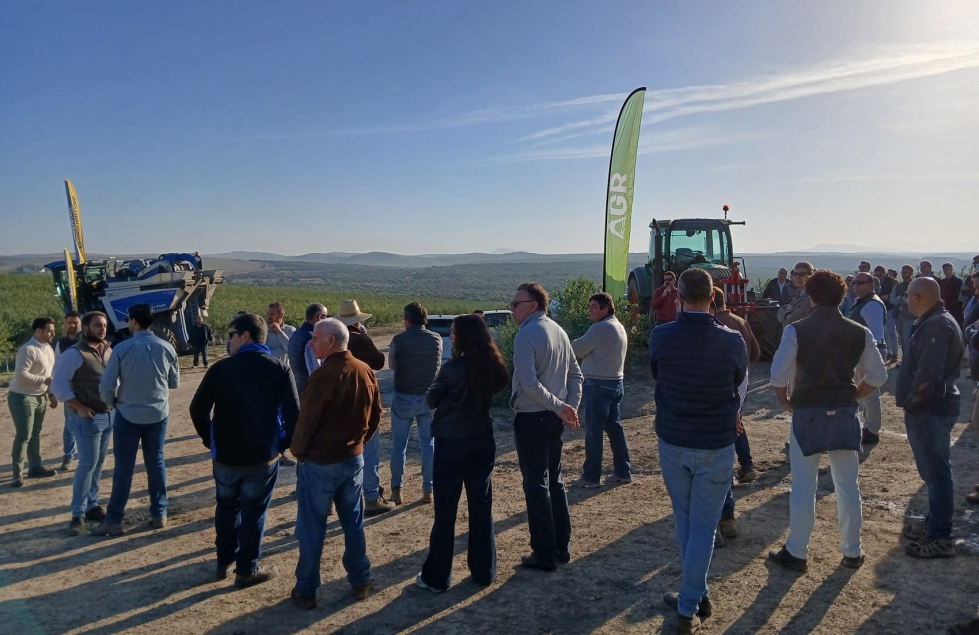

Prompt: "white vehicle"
[480,309,512,328]
[426,315,456,360]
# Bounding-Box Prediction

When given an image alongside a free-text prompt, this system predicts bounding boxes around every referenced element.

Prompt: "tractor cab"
[655,219,735,274]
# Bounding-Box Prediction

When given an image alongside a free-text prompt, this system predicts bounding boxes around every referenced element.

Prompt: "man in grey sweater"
[509,282,583,572]
[571,292,630,488]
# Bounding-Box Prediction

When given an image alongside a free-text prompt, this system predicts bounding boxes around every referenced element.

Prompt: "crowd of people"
[5,256,979,633]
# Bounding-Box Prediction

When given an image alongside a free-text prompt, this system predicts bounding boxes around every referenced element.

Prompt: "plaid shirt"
[99,331,179,423]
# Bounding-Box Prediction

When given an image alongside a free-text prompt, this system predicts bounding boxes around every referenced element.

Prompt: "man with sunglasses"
[849,273,887,445]
[95,303,179,535]
[777,262,815,327]
[287,303,328,396]
[649,272,679,326]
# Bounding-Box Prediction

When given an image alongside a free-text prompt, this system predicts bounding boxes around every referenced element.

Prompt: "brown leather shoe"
[234,565,278,589]
[353,581,373,601]
[151,515,167,529]
[290,587,316,610]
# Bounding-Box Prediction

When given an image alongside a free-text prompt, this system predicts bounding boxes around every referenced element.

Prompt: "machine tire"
[151,323,180,352]
[627,275,650,324]
[747,307,783,362]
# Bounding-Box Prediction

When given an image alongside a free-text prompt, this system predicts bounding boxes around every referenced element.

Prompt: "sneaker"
[768,546,808,572]
[151,515,167,529]
[279,456,297,467]
[235,565,278,588]
[85,506,106,522]
[94,522,124,536]
[290,587,317,610]
[27,466,57,478]
[353,581,373,601]
[68,517,85,536]
[841,554,865,569]
[606,474,632,484]
[415,572,447,593]
[904,536,955,559]
[421,490,433,504]
[10,475,23,488]
[571,477,602,488]
[217,562,235,580]
[736,466,758,484]
[902,521,928,541]
[60,457,75,472]
[676,612,702,634]
[520,553,557,572]
[862,429,880,445]
[663,592,712,618]
[365,498,395,517]
[389,487,403,505]
[555,549,571,565]
[719,517,738,539]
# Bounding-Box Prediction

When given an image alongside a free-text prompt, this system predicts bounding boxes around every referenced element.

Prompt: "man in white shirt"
[8,317,59,487]
[265,302,296,366]
[769,270,887,573]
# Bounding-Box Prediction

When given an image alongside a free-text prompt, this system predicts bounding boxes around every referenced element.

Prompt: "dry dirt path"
[0,338,977,634]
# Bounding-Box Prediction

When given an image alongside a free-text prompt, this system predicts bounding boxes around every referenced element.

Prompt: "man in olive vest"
[50,311,113,536]
[769,270,887,573]
[849,272,887,445]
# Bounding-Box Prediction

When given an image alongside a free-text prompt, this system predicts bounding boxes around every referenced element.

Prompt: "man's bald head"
[907,277,941,318]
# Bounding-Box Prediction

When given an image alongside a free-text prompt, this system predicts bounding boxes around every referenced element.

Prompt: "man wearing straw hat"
[335,300,395,516]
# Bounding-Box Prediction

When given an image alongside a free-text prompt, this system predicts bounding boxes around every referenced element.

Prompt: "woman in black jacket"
[416,314,510,592]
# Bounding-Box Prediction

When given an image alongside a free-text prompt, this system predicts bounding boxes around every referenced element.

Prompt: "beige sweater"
[10,338,54,396]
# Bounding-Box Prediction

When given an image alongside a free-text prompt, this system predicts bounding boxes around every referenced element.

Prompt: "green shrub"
[550,276,598,343]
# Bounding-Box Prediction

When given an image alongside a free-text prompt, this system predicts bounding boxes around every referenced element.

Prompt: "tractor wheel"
[627,276,650,324]
[747,308,783,362]
[151,323,180,352]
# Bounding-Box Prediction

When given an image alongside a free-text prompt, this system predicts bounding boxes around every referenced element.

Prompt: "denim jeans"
[905,411,956,539]
[513,411,572,566]
[63,410,77,461]
[105,413,168,525]
[295,455,371,595]
[884,315,899,357]
[581,379,631,482]
[734,431,752,470]
[390,392,434,492]
[193,345,209,367]
[362,433,381,501]
[658,439,734,619]
[8,392,47,473]
[421,435,497,590]
[786,429,862,559]
[66,410,112,517]
[214,460,279,575]
[722,488,735,520]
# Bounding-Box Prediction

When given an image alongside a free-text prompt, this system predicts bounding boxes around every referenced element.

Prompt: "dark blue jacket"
[896,302,964,416]
[649,312,747,450]
[288,322,315,395]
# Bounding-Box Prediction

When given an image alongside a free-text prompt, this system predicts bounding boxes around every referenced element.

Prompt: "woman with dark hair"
[416,314,509,592]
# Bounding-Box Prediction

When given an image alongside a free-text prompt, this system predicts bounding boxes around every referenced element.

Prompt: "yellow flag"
[63,248,79,312]
[64,179,86,264]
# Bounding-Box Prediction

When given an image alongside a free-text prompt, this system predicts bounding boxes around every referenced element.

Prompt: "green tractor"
[626,210,783,360]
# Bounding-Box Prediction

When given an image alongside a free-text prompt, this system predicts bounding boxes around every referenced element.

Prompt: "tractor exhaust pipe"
[651,219,664,288]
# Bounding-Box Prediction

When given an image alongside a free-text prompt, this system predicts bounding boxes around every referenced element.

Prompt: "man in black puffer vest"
[190,313,300,589]
[649,268,746,635]
[769,270,887,574]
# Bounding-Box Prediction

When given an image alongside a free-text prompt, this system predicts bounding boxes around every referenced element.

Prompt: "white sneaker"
[415,572,449,593]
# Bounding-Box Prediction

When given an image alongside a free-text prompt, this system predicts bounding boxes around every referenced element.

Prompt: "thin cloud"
[801,169,979,183]
[489,129,762,163]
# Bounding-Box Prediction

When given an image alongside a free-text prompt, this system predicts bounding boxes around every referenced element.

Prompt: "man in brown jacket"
[290,318,381,610]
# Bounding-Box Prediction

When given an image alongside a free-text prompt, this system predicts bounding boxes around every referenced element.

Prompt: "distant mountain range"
[207,250,635,268]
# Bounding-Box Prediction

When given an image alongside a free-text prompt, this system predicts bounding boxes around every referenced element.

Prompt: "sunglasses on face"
[791,271,809,277]
[854,280,872,286]
[228,331,239,338]
[509,300,534,310]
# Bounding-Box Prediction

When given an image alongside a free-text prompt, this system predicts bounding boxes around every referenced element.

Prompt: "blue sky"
[2,1,978,257]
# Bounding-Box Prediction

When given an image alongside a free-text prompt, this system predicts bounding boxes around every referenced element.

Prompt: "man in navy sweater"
[649,268,747,634]
[190,313,300,588]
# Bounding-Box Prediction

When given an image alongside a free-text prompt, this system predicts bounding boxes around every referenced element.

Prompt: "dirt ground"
[1,328,978,635]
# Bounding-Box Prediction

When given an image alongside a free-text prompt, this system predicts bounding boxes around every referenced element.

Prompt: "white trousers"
[786,431,863,559]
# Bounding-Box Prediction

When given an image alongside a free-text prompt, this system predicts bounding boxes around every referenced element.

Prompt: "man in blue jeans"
[96,303,179,535]
[649,269,746,635]
[50,311,113,536]
[290,319,381,608]
[387,302,443,506]
[190,313,300,587]
[897,277,965,559]
[571,292,630,488]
